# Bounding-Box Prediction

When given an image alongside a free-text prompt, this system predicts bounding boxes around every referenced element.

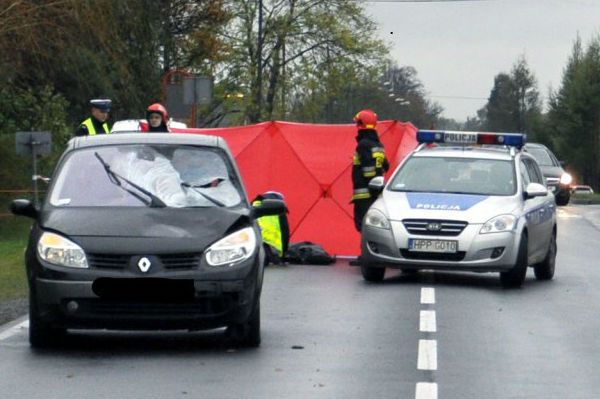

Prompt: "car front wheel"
[361,263,385,282]
[29,289,66,348]
[227,301,261,348]
[533,233,556,280]
[500,234,528,288]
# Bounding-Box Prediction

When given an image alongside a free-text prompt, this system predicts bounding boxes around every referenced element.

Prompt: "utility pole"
[256,0,263,121]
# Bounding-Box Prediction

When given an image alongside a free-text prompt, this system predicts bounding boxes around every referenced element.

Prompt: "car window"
[519,159,531,188]
[389,156,516,196]
[526,147,555,167]
[48,144,244,208]
[524,157,545,185]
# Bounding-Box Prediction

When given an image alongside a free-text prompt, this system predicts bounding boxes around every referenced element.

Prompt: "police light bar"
[417,130,526,147]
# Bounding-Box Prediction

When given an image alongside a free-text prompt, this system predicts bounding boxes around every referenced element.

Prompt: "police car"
[360,131,557,288]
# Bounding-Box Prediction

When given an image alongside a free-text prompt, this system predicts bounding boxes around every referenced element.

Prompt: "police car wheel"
[29,289,66,348]
[533,233,556,281]
[500,234,528,289]
[361,264,385,282]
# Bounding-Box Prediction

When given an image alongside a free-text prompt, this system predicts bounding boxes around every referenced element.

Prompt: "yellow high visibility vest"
[82,118,109,135]
[252,200,283,256]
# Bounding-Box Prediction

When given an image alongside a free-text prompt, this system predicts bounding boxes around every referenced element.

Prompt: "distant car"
[360,131,557,288]
[523,143,572,206]
[571,185,594,195]
[11,132,286,348]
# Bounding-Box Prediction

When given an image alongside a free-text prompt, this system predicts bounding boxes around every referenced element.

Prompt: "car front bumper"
[361,222,520,272]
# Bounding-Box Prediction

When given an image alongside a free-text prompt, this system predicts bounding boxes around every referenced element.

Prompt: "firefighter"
[351,109,389,231]
[144,103,170,132]
[75,99,111,136]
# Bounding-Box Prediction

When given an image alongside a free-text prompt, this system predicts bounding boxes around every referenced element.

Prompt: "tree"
[215,0,388,123]
[547,35,600,188]
[480,56,542,134]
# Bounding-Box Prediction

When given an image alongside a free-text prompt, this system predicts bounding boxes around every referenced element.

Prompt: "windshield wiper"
[181,181,226,207]
[94,152,166,208]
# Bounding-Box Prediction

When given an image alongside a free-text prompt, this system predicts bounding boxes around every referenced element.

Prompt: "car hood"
[538,165,563,179]
[39,207,251,253]
[380,191,520,224]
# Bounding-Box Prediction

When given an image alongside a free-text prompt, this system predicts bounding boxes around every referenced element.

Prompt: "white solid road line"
[415,382,438,399]
[0,319,28,342]
[421,287,435,304]
[420,310,437,333]
[418,339,438,370]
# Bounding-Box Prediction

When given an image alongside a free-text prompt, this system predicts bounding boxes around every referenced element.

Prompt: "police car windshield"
[49,144,244,208]
[389,157,516,196]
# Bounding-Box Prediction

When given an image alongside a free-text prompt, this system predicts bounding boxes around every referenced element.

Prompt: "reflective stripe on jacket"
[82,118,109,135]
[252,200,284,256]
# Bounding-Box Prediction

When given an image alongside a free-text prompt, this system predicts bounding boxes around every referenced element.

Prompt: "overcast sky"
[365,0,600,121]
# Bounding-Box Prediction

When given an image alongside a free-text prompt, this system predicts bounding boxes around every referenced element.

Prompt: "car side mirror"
[251,199,287,219]
[559,160,566,167]
[368,176,385,195]
[524,183,548,199]
[10,199,38,219]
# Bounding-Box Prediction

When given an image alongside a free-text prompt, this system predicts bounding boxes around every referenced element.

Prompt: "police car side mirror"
[10,199,39,219]
[251,199,286,219]
[524,183,548,199]
[368,176,385,194]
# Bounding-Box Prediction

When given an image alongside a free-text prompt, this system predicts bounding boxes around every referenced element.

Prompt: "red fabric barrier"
[173,121,418,256]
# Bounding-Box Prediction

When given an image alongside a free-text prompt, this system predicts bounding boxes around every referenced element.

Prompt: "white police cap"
[90,98,112,111]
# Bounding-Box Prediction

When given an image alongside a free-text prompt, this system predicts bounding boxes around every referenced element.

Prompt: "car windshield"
[526,147,554,166]
[389,156,516,196]
[49,144,244,208]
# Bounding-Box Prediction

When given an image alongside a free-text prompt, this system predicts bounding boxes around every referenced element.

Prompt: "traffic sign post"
[15,131,52,207]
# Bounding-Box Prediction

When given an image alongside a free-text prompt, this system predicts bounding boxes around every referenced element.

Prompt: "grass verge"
[0,216,30,301]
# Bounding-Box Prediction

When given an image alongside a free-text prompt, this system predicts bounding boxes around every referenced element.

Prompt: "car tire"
[500,234,528,289]
[29,290,66,348]
[533,232,556,281]
[555,193,570,206]
[227,301,261,348]
[361,263,385,282]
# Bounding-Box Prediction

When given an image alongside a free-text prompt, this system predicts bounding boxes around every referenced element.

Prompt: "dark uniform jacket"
[351,129,389,202]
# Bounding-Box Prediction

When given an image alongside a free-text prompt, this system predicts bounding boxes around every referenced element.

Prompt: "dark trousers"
[353,198,375,232]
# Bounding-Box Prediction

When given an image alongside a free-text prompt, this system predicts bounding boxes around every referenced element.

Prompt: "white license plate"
[408,239,458,253]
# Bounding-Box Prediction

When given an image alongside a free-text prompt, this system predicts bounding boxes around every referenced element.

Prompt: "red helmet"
[353,109,377,130]
[146,103,169,124]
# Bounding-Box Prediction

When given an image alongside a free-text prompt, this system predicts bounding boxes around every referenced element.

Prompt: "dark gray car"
[523,143,572,206]
[10,133,285,348]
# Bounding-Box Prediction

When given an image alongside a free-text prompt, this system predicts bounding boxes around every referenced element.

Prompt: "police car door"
[520,157,553,260]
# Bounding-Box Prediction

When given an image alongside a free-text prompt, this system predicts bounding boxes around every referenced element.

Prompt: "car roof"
[412,145,514,161]
[67,132,226,151]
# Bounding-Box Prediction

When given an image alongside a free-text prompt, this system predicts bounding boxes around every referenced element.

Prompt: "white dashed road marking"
[421,287,435,304]
[420,310,437,333]
[418,339,438,371]
[416,382,438,399]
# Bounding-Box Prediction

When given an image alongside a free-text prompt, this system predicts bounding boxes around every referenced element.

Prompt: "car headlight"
[205,227,256,266]
[480,215,516,234]
[364,208,391,230]
[559,172,572,185]
[37,232,88,268]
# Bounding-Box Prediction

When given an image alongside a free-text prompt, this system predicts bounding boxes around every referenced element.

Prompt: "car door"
[520,157,554,260]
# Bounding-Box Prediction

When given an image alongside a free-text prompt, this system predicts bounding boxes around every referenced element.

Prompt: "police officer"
[75,99,111,136]
[351,109,389,231]
[252,191,289,265]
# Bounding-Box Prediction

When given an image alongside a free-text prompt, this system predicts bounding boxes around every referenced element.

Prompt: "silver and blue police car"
[360,131,557,288]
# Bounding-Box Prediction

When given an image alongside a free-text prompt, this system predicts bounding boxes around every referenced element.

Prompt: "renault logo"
[138,257,152,272]
[426,222,442,231]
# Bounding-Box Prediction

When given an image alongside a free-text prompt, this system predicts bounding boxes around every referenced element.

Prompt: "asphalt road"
[1,205,599,399]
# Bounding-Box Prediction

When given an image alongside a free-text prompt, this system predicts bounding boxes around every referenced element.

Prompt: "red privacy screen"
[174,121,417,256]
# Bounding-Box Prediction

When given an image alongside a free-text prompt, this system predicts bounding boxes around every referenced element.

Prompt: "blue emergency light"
[417,130,526,148]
